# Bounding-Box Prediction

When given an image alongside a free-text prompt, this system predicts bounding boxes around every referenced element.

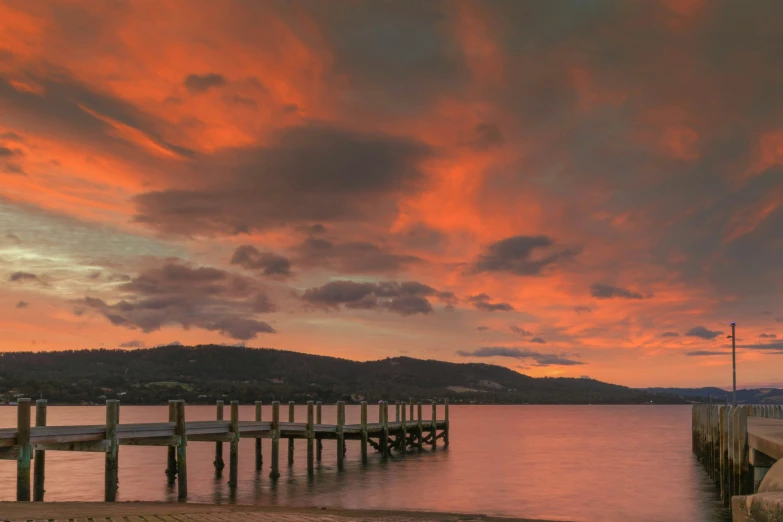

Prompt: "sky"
[1,0,782,389]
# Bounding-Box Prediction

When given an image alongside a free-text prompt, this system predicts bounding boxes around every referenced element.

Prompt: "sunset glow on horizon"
[1,0,782,388]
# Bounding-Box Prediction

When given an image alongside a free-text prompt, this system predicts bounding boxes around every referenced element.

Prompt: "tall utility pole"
[729,322,737,406]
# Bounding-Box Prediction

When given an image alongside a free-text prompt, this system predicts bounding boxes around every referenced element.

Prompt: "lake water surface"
[0,405,729,522]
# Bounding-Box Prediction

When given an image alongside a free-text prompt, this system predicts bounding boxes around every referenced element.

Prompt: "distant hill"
[645,387,783,404]
[0,345,685,405]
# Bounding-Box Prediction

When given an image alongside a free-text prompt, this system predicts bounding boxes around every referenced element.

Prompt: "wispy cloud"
[457,346,584,366]
[686,326,724,340]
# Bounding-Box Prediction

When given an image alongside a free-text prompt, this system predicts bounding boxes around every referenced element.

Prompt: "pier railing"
[692,404,783,505]
[2,398,450,502]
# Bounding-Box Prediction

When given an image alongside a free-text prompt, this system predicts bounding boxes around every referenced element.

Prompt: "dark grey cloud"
[462,122,503,151]
[295,224,327,235]
[393,222,446,251]
[476,326,490,332]
[472,235,579,276]
[738,340,783,351]
[590,283,645,300]
[9,271,39,282]
[777,318,783,323]
[457,346,584,366]
[3,163,25,176]
[230,245,292,276]
[0,137,24,178]
[296,1,469,115]
[74,261,276,340]
[0,146,17,157]
[474,301,514,312]
[510,325,532,336]
[226,94,257,108]
[685,350,730,357]
[0,132,23,141]
[387,295,434,316]
[15,300,28,309]
[0,71,195,161]
[686,326,724,340]
[661,331,680,337]
[302,279,448,316]
[759,333,778,339]
[574,306,592,314]
[294,237,422,273]
[468,293,514,312]
[119,340,144,348]
[184,73,227,94]
[529,336,547,344]
[134,124,431,235]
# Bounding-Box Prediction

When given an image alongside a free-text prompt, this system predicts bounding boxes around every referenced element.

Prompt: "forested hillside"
[0,345,684,405]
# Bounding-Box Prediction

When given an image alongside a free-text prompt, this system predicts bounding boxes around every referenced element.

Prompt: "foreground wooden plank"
[748,418,783,461]
[0,501,535,522]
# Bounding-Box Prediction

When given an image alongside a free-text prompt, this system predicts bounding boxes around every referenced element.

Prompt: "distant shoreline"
[0,401,687,407]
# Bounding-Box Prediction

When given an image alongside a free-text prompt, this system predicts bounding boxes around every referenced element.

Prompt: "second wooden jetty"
[1,398,450,502]
[692,404,783,506]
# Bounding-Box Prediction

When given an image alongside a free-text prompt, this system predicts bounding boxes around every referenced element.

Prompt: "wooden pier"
[692,404,783,505]
[1,398,449,502]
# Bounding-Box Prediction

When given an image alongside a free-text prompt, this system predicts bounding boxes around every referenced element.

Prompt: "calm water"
[0,405,728,522]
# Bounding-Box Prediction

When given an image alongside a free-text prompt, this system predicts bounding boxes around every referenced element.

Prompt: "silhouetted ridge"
[0,345,684,405]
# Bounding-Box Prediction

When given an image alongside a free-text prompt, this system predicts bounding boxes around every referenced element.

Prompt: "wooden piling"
[337,401,345,470]
[444,398,450,448]
[288,401,295,466]
[214,401,225,475]
[104,400,119,502]
[417,401,423,451]
[409,398,414,421]
[693,406,698,458]
[431,402,437,450]
[732,406,740,495]
[395,401,400,422]
[719,405,726,503]
[174,400,187,499]
[713,406,720,482]
[33,399,46,502]
[707,403,716,479]
[360,401,368,464]
[316,401,323,462]
[400,401,407,452]
[165,400,177,482]
[707,406,713,480]
[727,406,734,501]
[270,401,280,479]
[16,398,31,502]
[306,401,314,475]
[255,401,263,471]
[381,401,389,457]
[229,400,239,488]
[738,406,750,495]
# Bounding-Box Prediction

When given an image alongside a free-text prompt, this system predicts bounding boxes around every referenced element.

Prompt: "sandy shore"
[0,502,557,522]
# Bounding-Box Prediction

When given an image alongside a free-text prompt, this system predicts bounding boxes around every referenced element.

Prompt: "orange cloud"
[0,0,782,389]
